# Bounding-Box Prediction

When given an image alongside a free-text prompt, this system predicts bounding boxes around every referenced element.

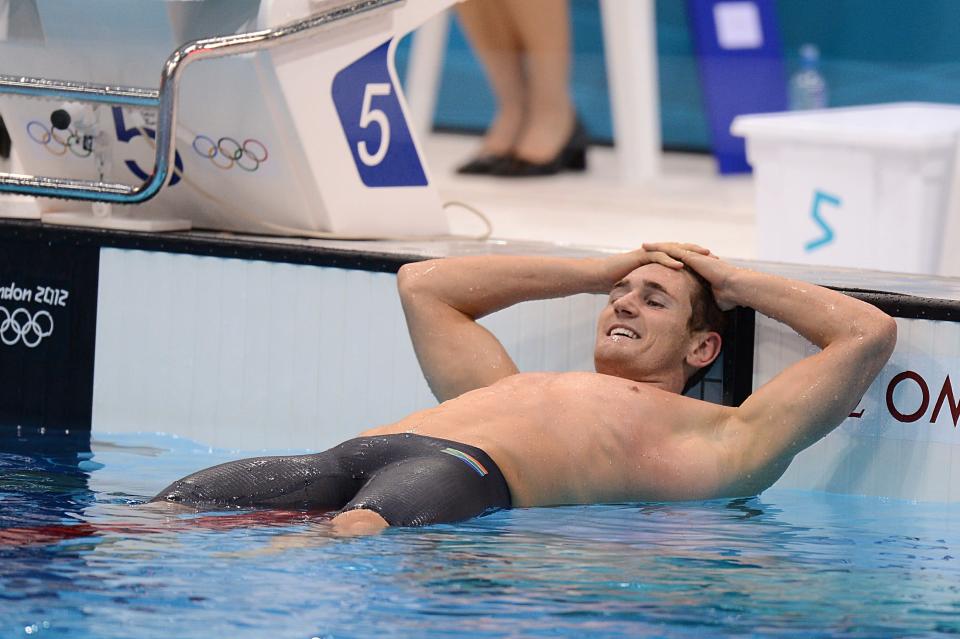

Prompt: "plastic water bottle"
[789,44,828,110]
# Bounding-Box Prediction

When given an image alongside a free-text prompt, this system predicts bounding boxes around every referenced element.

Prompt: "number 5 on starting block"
[332,40,428,188]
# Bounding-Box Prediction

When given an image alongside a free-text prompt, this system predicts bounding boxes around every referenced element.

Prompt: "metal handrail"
[0,0,403,203]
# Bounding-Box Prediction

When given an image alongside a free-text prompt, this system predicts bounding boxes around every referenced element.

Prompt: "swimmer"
[152,243,896,535]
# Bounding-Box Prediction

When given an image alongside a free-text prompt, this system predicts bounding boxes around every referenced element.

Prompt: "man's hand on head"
[641,242,740,311]
[595,243,713,290]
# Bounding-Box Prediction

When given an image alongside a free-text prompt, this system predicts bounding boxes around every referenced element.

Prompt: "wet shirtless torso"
[362,371,771,508]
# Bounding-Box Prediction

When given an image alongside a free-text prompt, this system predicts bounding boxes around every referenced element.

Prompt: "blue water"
[2,428,960,638]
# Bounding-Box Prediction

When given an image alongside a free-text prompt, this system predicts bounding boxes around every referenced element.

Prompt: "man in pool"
[152,242,897,534]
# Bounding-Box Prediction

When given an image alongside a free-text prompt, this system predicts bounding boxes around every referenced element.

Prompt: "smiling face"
[594,263,719,391]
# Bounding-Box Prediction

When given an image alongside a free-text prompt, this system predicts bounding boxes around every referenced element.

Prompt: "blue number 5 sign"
[805,189,841,252]
[332,41,428,187]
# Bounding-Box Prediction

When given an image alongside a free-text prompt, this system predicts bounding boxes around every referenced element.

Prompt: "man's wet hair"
[682,268,729,395]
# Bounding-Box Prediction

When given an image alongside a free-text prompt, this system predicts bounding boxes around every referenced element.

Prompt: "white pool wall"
[757,313,960,502]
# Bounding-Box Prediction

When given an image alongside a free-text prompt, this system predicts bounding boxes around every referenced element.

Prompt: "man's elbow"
[397,262,414,295]
[397,260,436,298]
[865,312,898,362]
[879,313,898,356]
[839,309,897,367]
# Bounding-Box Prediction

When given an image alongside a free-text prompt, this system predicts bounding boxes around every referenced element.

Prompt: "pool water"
[2,427,959,638]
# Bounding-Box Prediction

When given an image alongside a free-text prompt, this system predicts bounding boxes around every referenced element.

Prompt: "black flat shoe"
[456,153,511,175]
[0,115,10,160]
[493,119,588,177]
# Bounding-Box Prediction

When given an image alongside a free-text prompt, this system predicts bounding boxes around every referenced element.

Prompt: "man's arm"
[646,244,897,475]
[397,247,707,402]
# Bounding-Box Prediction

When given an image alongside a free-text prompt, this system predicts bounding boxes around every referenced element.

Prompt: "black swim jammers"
[150,434,512,526]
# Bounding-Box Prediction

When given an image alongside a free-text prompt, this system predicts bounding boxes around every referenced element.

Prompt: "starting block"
[0,0,458,237]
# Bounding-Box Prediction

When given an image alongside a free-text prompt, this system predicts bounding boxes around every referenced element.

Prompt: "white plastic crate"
[732,103,960,275]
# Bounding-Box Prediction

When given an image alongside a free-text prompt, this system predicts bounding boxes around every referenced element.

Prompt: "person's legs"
[500,0,576,163]
[456,0,526,157]
[149,435,511,534]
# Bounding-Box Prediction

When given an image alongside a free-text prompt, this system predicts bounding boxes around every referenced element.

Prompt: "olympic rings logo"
[192,135,269,172]
[0,307,54,348]
[26,121,92,158]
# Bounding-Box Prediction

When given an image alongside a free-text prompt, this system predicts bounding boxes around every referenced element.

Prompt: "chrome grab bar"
[0,0,403,203]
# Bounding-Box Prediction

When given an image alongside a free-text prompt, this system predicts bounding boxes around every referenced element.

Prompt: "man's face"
[594,263,697,381]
